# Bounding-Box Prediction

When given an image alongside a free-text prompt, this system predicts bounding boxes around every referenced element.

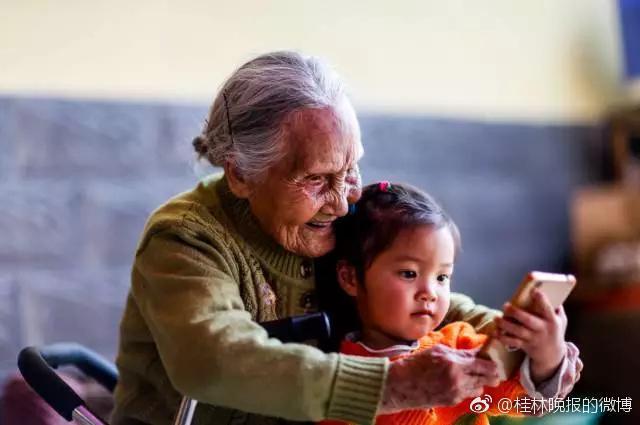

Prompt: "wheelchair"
[17,312,331,425]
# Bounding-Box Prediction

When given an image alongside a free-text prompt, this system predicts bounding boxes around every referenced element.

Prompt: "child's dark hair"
[335,181,461,283]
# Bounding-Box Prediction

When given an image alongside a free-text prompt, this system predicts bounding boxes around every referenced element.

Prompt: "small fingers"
[531,290,556,321]
[503,303,545,331]
[496,334,525,351]
[556,305,568,331]
[557,304,567,321]
[496,317,533,341]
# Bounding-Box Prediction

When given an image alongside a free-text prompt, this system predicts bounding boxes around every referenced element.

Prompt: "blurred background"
[1,0,639,424]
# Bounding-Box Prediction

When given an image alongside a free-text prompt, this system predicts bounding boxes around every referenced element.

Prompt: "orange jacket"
[319,322,526,425]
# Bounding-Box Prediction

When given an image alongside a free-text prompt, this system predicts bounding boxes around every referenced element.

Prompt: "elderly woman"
[111,51,581,425]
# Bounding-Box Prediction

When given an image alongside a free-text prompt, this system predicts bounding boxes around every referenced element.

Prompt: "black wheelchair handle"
[18,346,84,421]
[40,342,118,392]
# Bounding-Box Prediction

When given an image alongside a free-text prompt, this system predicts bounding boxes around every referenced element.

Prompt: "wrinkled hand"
[495,289,567,384]
[379,344,500,414]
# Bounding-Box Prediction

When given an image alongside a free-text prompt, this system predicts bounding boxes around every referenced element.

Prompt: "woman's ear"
[224,161,251,199]
[337,260,359,297]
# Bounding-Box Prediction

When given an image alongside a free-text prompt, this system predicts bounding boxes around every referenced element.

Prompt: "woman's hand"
[379,344,500,414]
[494,289,567,384]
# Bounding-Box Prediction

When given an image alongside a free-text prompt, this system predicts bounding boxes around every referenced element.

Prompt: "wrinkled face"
[245,101,363,258]
[357,225,455,349]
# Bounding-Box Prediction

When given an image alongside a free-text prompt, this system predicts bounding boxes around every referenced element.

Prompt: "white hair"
[193,51,356,181]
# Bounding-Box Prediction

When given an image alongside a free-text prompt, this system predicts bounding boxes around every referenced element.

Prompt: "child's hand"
[494,289,567,384]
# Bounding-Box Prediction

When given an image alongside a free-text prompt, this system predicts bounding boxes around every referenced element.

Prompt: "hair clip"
[348,204,357,215]
[378,181,392,192]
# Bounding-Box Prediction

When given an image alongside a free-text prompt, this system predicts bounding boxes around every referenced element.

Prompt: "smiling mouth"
[306,220,334,230]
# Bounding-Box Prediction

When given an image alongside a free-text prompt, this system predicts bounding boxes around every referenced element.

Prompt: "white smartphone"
[478,271,577,380]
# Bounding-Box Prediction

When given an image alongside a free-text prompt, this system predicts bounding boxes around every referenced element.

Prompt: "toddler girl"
[320,182,572,425]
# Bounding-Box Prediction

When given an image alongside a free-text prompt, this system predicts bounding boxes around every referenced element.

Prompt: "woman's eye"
[346,165,360,183]
[437,274,450,284]
[307,175,326,186]
[399,270,417,280]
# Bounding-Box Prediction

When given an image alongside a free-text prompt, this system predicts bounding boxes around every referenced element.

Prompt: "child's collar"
[345,331,420,356]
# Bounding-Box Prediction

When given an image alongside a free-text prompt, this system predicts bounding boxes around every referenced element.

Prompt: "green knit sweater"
[111,174,498,425]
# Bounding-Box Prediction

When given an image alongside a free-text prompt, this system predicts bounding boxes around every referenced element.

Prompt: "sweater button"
[300,290,317,311]
[299,261,313,279]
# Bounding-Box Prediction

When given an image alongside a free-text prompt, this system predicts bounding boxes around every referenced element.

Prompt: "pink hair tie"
[378,181,391,192]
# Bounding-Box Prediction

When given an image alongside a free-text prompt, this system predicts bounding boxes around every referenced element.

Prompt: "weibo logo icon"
[469,394,492,413]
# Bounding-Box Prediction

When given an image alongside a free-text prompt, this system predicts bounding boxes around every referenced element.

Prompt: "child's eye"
[399,270,417,280]
[437,274,451,284]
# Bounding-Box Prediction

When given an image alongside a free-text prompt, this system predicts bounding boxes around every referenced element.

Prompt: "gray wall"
[358,115,604,306]
[0,96,604,380]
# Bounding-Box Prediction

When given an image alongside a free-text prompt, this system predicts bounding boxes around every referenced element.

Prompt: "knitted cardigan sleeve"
[445,293,502,333]
[131,228,387,424]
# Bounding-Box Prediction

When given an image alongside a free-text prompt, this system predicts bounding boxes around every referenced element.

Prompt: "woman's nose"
[325,186,349,217]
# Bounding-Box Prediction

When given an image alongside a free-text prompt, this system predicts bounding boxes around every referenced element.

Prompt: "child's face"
[356,225,455,348]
